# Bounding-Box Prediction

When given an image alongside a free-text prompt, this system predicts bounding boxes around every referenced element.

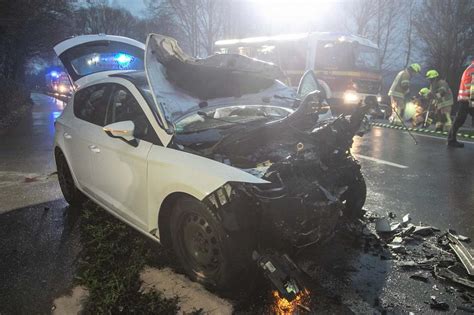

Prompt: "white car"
[53,34,366,293]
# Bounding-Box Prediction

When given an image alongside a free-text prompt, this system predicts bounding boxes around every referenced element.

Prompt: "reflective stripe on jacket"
[388,69,411,99]
[430,79,453,109]
[458,62,474,107]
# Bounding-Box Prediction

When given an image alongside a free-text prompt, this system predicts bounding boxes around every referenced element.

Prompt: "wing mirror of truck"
[103,120,138,147]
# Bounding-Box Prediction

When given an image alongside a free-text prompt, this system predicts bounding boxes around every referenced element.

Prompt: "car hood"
[144,33,296,136]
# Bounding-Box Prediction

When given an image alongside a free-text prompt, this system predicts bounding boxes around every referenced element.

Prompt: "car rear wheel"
[56,151,85,207]
[169,196,251,290]
[342,168,367,218]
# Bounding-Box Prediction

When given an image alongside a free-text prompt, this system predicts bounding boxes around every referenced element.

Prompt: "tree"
[346,0,408,69]
[147,0,230,56]
[413,0,474,95]
[73,3,143,40]
[0,0,73,81]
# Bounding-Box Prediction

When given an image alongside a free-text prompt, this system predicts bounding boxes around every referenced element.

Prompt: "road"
[0,93,473,313]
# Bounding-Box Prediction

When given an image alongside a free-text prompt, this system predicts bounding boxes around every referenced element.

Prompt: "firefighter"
[388,63,421,125]
[426,70,453,132]
[447,60,474,148]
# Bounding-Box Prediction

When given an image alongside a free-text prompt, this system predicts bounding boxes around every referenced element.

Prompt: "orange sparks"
[271,289,311,314]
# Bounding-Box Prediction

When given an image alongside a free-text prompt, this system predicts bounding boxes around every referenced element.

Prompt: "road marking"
[353,154,408,169]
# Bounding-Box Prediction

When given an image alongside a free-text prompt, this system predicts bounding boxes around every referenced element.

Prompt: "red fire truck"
[215,32,384,115]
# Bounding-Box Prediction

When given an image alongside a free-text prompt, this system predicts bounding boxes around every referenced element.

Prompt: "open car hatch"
[54,34,145,87]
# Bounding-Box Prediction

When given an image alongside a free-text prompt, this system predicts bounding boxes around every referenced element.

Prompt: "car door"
[88,83,157,229]
[65,84,111,191]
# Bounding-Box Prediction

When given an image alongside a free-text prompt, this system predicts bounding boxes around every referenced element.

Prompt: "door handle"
[88,145,101,153]
[64,132,72,139]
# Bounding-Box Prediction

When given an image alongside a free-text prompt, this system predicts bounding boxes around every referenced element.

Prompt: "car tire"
[169,196,252,291]
[56,151,86,207]
[342,168,367,218]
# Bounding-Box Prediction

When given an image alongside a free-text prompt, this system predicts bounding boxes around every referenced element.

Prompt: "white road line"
[353,154,409,169]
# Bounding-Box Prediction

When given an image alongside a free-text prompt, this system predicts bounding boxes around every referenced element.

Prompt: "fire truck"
[215,32,384,115]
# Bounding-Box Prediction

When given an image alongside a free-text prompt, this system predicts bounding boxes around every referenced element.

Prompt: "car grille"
[355,79,380,94]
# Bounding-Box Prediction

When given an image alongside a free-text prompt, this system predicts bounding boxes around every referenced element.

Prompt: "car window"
[74,84,110,126]
[106,84,158,143]
[298,72,321,97]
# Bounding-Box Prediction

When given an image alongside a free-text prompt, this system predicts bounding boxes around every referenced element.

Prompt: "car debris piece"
[434,264,474,289]
[375,217,400,233]
[409,272,429,282]
[429,296,450,311]
[253,251,304,301]
[412,225,438,237]
[446,232,474,276]
[402,213,411,226]
[448,229,471,243]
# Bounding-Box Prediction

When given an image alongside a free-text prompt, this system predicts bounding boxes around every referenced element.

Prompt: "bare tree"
[73,3,142,39]
[404,0,414,68]
[345,0,406,69]
[147,0,230,56]
[414,0,474,95]
[0,0,72,81]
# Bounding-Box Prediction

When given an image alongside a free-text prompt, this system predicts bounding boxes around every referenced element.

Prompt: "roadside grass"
[76,201,180,314]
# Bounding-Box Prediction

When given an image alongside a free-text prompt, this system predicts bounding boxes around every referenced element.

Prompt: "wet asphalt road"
[0,93,473,314]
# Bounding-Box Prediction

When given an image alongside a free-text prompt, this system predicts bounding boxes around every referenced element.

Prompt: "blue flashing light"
[114,53,133,67]
[50,71,59,78]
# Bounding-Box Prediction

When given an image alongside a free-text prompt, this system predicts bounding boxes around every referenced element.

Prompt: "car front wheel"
[169,196,252,291]
[56,151,85,207]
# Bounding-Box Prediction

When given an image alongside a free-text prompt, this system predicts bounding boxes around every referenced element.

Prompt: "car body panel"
[146,146,269,235]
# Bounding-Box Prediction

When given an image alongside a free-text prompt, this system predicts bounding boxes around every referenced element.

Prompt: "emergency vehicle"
[215,32,384,115]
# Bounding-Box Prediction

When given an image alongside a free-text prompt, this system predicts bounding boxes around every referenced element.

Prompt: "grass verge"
[76,201,180,314]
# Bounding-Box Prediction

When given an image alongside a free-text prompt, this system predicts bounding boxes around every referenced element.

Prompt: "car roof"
[110,70,148,87]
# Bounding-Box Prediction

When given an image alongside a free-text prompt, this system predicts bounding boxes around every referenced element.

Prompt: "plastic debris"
[446,232,474,276]
[375,217,400,233]
[402,213,411,225]
[410,272,429,282]
[429,296,449,311]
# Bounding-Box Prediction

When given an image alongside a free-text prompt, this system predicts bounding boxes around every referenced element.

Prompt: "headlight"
[343,91,359,104]
[377,96,382,103]
[58,85,67,93]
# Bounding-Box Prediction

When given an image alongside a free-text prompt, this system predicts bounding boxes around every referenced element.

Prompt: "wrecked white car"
[53,34,372,299]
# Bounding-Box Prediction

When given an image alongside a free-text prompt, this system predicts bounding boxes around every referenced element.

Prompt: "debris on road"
[444,232,474,276]
[409,272,430,282]
[429,295,450,311]
[375,216,400,233]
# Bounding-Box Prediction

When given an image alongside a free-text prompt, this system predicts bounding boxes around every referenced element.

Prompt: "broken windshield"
[174,105,291,134]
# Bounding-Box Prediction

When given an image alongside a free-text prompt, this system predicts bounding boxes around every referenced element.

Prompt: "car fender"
[147,145,268,233]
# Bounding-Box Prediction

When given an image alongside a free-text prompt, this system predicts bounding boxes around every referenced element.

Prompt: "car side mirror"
[103,120,138,146]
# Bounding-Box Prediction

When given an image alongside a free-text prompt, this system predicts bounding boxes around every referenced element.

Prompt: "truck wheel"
[56,151,86,207]
[169,196,251,290]
[342,169,367,218]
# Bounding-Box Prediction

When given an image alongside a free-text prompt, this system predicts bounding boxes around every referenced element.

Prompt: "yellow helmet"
[409,63,421,73]
[426,69,439,79]
[419,87,430,97]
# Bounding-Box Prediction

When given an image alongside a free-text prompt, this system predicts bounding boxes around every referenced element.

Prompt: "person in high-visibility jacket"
[426,70,453,132]
[447,60,474,148]
[388,63,421,125]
